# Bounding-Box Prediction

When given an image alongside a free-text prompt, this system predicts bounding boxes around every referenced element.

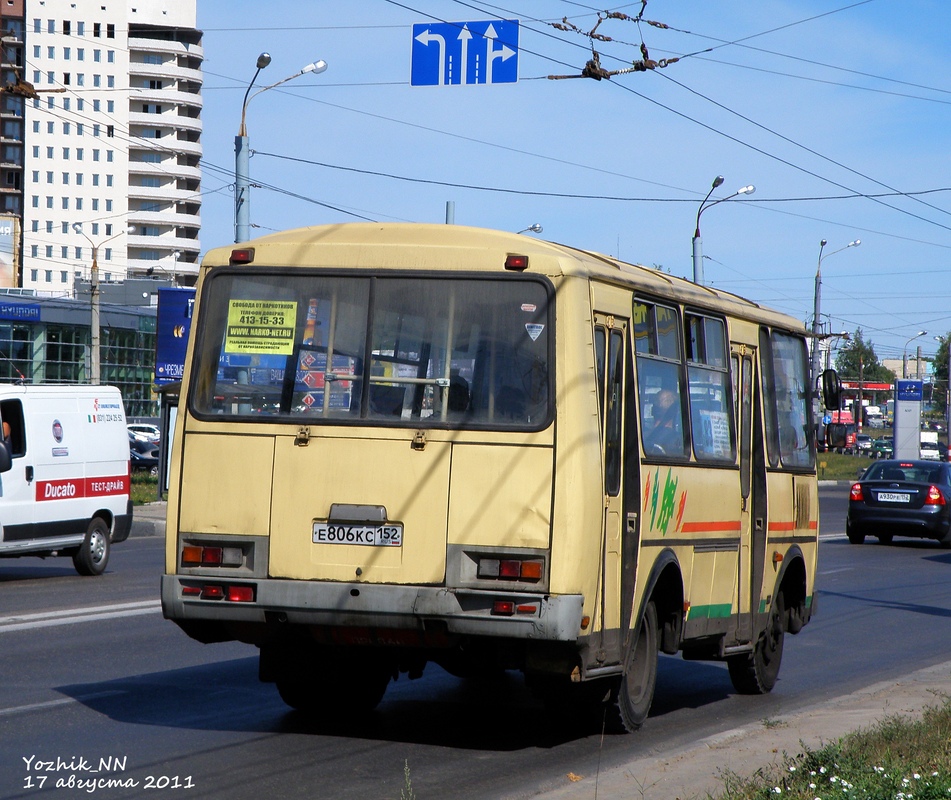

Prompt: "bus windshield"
[190,271,552,429]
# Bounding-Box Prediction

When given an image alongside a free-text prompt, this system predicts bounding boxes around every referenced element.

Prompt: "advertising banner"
[154,288,196,385]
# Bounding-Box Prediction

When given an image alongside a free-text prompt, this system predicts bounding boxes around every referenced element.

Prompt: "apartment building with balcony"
[6,0,202,296]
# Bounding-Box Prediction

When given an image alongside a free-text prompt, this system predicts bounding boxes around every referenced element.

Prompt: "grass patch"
[130,472,162,505]
[713,698,951,799]
[816,451,876,481]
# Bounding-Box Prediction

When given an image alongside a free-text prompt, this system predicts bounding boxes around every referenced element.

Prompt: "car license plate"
[878,492,910,503]
[312,522,403,547]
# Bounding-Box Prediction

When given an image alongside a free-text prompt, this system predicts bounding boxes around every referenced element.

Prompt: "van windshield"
[189,270,552,429]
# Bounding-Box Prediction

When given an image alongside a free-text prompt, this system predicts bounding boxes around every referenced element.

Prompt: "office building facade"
[1,0,202,297]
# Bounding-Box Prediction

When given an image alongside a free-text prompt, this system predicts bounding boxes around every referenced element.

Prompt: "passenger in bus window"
[646,388,683,455]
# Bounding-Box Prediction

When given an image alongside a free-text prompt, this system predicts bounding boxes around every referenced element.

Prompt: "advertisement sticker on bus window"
[525,323,544,341]
[225,300,298,355]
[520,303,537,313]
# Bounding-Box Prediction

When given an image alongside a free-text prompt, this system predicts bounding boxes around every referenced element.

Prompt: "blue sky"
[195,1,951,365]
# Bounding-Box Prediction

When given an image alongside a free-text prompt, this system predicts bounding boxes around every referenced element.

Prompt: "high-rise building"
[1,0,202,296]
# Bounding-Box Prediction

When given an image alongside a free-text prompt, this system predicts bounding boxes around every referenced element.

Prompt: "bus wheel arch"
[728,548,806,694]
[776,548,809,635]
[643,549,685,655]
[607,550,684,733]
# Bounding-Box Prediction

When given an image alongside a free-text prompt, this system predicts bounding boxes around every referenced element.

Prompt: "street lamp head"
[737,185,755,196]
[848,239,861,247]
[820,238,828,247]
[917,330,927,337]
[71,222,83,234]
[711,175,724,190]
[256,52,272,70]
[517,223,543,234]
[301,59,328,75]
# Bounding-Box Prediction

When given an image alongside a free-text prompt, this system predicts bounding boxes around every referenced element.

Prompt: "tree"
[933,333,949,415]
[834,328,895,383]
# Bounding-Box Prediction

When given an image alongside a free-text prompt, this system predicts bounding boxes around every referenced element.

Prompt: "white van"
[0,385,133,575]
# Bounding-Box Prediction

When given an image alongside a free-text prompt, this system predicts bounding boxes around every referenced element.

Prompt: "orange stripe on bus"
[680,520,742,533]
[768,521,796,532]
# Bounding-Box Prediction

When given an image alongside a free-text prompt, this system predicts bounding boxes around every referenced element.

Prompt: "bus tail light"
[492,600,515,615]
[850,483,864,501]
[181,582,256,602]
[477,557,544,582]
[181,545,243,568]
[926,485,946,506]
[504,254,529,271]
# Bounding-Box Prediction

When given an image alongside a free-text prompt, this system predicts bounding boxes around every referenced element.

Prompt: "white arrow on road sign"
[484,23,515,85]
[414,28,447,85]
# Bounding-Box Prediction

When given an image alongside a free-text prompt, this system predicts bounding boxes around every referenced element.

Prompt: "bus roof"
[205,222,805,333]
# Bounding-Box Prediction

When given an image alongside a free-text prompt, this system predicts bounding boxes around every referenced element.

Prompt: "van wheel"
[607,600,659,733]
[73,518,110,576]
[728,593,785,694]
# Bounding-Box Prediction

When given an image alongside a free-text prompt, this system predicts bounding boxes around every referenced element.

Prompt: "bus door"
[731,345,766,643]
[593,309,639,665]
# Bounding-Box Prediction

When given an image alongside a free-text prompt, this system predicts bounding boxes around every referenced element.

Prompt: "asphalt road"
[2,486,950,800]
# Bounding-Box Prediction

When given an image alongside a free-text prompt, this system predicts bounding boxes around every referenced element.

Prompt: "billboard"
[154,288,195,385]
[0,215,18,288]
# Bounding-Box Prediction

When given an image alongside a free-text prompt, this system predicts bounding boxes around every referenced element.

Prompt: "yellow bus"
[161,223,839,732]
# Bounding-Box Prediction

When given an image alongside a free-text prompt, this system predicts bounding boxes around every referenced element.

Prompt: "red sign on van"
[35,475,130,501]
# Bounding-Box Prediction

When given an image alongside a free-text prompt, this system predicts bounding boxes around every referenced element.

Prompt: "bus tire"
[72,517,110,576]
[608,600,658,733]
[728,593,785,695]
[276,658,391,714]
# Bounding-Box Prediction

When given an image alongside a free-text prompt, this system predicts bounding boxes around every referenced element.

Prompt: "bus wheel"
[608,600,658,733]
[276,658,391,714]
[72,518,110,576]
[728,594,785,695]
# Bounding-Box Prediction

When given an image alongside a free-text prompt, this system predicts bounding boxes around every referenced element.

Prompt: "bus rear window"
[189,272,551,429]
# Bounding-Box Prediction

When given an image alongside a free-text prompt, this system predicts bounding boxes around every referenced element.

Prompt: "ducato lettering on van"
[38,479,81,500]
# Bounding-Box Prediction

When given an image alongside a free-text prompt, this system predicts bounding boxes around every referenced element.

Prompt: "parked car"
[847,459,951,547]
[855,433,873,454]
[871,437,894,459]
[129,431,160,476]
[128,423,161,443]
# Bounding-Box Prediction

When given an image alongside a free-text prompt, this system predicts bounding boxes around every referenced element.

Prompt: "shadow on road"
[57,653,735,750]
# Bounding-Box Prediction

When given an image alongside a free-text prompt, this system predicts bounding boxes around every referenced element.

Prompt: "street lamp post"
[902,330,927,379]
[810,238,861,388]
[72,223,133,385]
[692,176,754,285]
[234,54,328,243]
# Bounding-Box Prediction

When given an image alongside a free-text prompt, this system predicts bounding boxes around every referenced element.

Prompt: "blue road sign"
[412,19,518,86]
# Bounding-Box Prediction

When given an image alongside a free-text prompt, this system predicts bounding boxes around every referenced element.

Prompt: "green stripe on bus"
[687,603,733,620]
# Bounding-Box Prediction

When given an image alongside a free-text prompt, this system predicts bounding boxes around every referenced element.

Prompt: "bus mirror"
[821,368,842,412]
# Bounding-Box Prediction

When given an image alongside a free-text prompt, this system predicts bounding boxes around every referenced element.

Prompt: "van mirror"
[821,368,842,412]
[0,442,11,473]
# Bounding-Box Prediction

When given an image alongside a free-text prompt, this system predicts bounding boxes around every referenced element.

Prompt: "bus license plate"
[312,522,403,547]
[878,492,910,503]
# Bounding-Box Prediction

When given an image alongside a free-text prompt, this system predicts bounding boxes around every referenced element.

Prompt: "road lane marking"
[0,600,161,633]
[0,691,126,717]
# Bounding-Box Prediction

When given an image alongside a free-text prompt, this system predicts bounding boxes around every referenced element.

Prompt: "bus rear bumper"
[161,574,585,644]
